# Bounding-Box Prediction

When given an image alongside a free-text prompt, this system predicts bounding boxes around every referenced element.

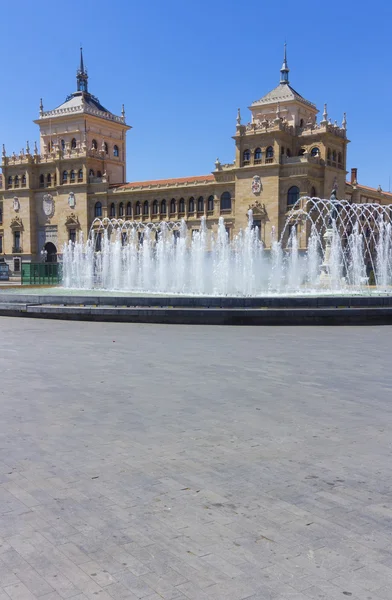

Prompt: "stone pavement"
[0,319,391,599]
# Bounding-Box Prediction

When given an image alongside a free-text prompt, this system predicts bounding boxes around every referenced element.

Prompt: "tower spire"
[280,42,289,84]
[77,47,88,93]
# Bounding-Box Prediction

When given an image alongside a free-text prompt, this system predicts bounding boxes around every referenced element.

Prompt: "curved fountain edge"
[2,291,392,325]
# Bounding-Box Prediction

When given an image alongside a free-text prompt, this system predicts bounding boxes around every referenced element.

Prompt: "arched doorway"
[44,242,57,263]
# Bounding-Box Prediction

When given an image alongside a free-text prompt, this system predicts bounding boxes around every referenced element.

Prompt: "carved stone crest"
[43,194,54,217]
[65,213,80,228]
[68,191,76,209]
[13,197,20,212]
[10,215,23,230]
[251,175,262,195]
[248,200,268,221]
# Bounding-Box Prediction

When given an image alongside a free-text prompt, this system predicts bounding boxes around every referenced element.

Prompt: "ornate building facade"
[0,47,390,272]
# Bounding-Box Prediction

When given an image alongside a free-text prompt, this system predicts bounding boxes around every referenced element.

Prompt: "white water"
[61,198,392,295]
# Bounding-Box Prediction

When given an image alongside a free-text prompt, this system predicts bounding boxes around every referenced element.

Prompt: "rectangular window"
[14,258,20,272]
[69,229,76,243]
[0,236,3,253]
[14,231,20,251]
[0,207,3,224]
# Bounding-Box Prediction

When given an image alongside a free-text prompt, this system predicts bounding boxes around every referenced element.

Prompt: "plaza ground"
[0,319,391,600]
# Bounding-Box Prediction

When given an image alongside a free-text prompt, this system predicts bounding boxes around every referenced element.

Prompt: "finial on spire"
[39,98,43,116]
[34,141,38,155]
[342,112,347,130]
[236,107,241,126]
[121,104,125,119]
[215,157,222,170]
[26,141,30,154]
[80,46,84,73]
[280,42,289,84]
[77,47,88,93]
[2,144,6,158]
[321,103,328,125]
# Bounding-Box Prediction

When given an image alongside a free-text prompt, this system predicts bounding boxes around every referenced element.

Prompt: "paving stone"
[0,319,392,597]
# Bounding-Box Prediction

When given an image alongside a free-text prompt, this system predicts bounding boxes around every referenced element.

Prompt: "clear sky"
[1,0,391,191]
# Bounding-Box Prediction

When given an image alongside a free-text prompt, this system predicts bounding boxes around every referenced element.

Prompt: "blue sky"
[1,0,391,190]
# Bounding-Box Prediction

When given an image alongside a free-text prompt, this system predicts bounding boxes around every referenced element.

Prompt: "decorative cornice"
[65,213,80,228]
[10,216,23,230]
[40,104,126,124]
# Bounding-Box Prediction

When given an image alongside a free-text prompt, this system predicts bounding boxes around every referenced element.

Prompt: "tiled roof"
[346,181,392,198]
[114,175,215,190]
[251,83,316,109]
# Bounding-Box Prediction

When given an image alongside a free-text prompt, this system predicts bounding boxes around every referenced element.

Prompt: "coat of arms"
[251,175,262,195]
[43,194,54,217]
[13,197,19,212]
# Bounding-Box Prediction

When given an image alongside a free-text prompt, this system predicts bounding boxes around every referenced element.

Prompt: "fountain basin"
[2,288,392,325]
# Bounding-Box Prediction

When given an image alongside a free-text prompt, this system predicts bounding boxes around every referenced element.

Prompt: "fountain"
[61,196,392,296]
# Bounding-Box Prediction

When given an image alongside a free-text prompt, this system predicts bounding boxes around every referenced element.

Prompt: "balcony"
[12,246,22,253]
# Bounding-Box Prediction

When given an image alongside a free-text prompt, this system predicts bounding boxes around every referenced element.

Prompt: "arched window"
[220,191,232,210]
[179,198,185,213]
[338,152,342,164]
[332,150,337,162]
[135,201,141,216]
[70,170,75,183]
[254,147,262,162]
[310,186,317,198]
[143,200,149,215]
[110,203,116,217]
[266,146,274,161]
[47,173,51,186]
[91,139,98,150]
[71,138,77,149]
[152,199,158,215]
[243,149,250,164]
[197,196,204,212]
[160,199,166,214]
[118,202,124,217]
[62,170,68,183]
[61,139,65,151]
[39,174,44,188]
[104,142,108,154]
[287,186,300,207]
[311,147,320,157]
[188,197,195,213]
[207,195,214,211]
[7,176,12,188]
[97,170,102,178]
[94,201,102,217]
[89,169,95,177]
[47,141,52,153]
[21,174,26,187]
[78,169,83,181]
[113,145,119,157]
[170,198,176,214]
[14,175,19,187]
[126,202,132,216]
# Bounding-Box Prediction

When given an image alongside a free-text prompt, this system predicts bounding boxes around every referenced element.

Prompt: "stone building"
[0,46,390,272]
